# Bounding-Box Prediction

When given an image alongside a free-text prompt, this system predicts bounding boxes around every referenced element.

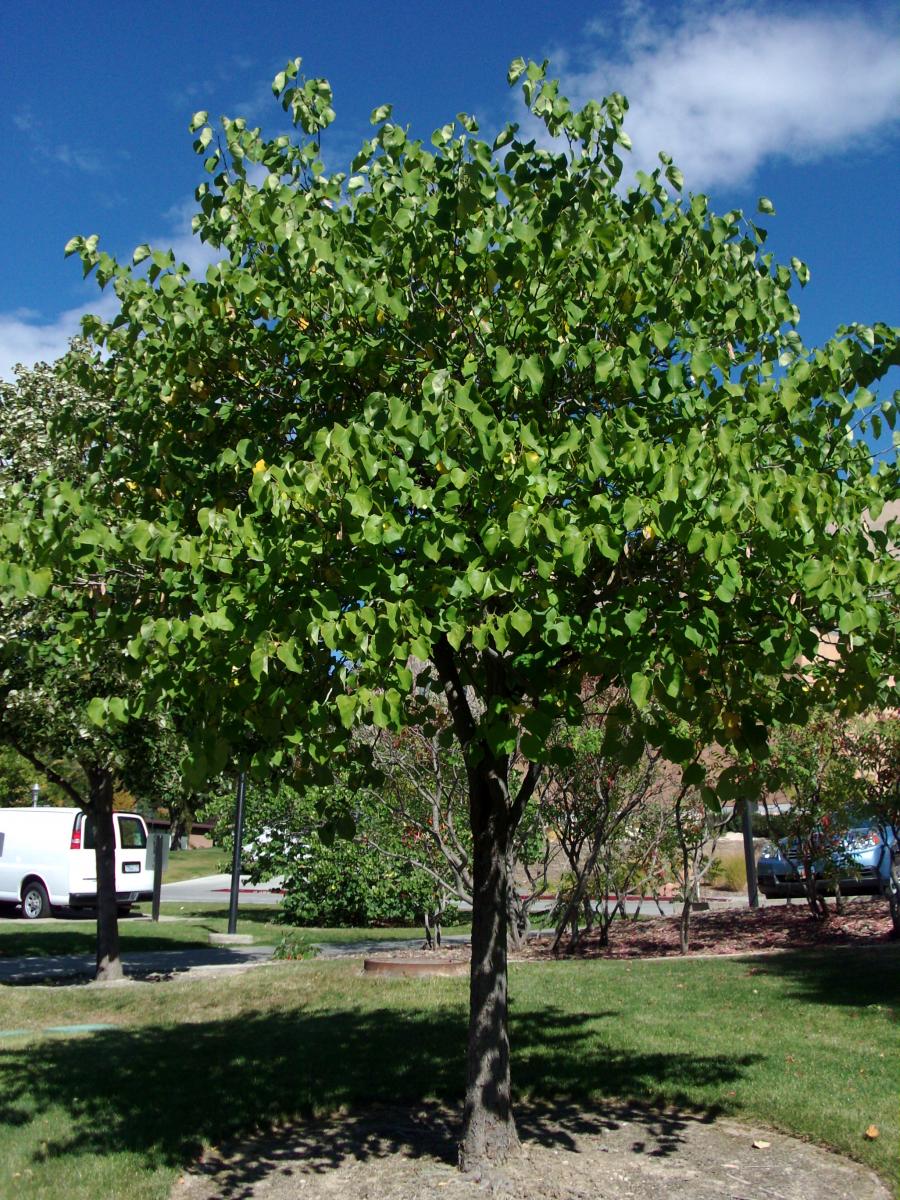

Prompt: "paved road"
[161,873,285,906]
[157,875,768,917]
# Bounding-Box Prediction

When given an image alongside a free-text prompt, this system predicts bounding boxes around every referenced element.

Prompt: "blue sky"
[3,0,899,457]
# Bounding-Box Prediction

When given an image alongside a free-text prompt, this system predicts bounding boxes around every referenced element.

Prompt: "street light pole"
[227,772,247,935]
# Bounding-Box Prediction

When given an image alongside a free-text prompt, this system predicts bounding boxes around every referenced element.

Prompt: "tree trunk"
[679,895,691,954]
[804,866,827,918]
[90,765,123,982]
[458,762,518,1172]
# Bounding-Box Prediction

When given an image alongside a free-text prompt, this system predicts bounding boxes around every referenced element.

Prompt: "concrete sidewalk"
[0,943,275,985]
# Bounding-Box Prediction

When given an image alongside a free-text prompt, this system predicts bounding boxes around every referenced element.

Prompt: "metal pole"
[227,772,247,935]
[742,799,759,909]
[31,783,40,808]
[151,834,164,922]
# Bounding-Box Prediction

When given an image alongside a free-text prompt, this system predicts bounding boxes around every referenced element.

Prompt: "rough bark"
[432,636,533,1172]
[90,765,123,982]
[458,759,519,1172]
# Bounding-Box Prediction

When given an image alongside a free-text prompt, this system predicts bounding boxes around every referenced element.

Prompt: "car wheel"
[117,904,132,917]
[21,881,51,920]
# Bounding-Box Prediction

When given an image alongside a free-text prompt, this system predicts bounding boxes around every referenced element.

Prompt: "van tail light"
[70,825,81,850]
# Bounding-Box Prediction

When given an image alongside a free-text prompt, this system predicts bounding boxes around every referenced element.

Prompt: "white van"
[0,806,154,919]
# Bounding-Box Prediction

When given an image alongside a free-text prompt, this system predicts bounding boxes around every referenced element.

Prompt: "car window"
[117,816,147,850]
[82,816,95,850]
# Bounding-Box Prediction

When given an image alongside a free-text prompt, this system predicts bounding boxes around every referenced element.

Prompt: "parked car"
[756,819,899,900]
[0,806,153,919]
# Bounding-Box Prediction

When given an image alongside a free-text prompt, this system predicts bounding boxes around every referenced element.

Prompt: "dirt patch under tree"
[171,1099,890,1200]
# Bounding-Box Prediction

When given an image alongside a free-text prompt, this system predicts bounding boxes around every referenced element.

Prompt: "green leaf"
[629,672,652,710]
[757,197,775,215]
[520,355,544,393]
[624,609,646,635]
[509,608,533,636]
[250,645,269,681]
[682,762,705,789]
[507,509,529,547]
[370,103,393,124]
[336,694,357,729]
[493,346,515,382]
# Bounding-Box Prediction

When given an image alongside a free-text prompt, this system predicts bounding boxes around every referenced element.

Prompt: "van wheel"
[117,904,132,917]
[21,881,51,920]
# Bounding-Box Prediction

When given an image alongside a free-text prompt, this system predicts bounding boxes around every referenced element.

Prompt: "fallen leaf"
[864,1126,879,1141]
[752,1140,771,1150]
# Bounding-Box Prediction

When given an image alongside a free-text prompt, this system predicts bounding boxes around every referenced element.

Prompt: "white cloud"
[0,197,225,381]
[0,177,245,380]
[555,3,900,189]
[0,294,119,382]
[159,197,229,278]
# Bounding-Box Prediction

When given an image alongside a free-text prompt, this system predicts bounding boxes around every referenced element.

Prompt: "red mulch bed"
[521,897,896,960]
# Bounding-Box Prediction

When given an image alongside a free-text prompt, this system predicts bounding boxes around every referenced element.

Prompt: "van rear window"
[118,816,147,849]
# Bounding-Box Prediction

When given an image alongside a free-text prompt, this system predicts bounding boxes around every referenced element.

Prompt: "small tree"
[669,772,732,952]
[767,713,866,917]
[842,713,900,931]
[4,61,898,1168]
[363,706,550,949]
[544,693,673,951]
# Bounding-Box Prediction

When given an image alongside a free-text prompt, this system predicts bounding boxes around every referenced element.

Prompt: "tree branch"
[5,738,84,807]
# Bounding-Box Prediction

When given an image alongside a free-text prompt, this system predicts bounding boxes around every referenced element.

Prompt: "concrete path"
[0,943,275,985]
[315,935,471,959]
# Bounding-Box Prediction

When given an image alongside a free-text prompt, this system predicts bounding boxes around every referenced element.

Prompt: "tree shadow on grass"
[0,1002,758,1186]
[734,943,900,1008]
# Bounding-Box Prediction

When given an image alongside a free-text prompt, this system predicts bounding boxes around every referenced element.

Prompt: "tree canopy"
[1,58,898,1166]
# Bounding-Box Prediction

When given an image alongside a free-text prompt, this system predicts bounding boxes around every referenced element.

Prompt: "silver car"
[756,820,899,900]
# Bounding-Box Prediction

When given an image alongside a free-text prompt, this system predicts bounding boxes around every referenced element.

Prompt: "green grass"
[0,943,896,1199]
[160,847,224,883]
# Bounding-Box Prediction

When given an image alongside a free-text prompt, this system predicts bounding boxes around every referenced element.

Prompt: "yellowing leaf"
[253,459,267,473]
[864,1125,879,1141]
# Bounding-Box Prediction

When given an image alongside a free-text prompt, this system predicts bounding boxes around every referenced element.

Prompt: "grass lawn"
[0,943,896,1200]
[160,847,224,883]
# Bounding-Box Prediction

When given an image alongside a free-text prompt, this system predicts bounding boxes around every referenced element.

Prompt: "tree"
[766,713,866,916]
[668,762,732,951]
[3,60,898,1168]
[845,714,900,932]
[0,359,205,978]
[543,692,674,951]
[361,703,550,949]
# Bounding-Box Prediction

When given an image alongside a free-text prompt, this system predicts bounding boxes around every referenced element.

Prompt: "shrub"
[280,833,457,927]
